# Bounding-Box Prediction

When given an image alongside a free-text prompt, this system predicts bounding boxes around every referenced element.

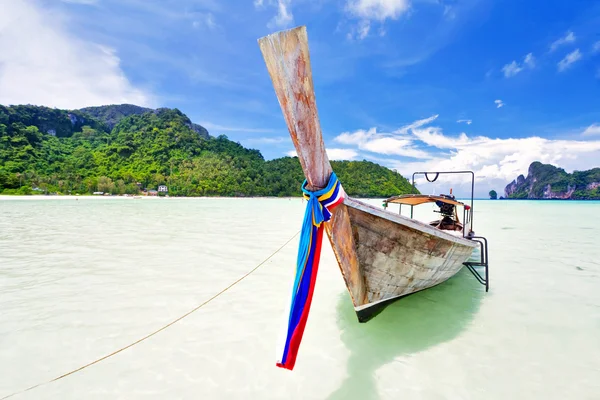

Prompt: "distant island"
[504,161,600,200]
[0,104,418,197]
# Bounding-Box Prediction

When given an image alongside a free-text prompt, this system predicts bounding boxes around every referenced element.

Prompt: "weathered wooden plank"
[324,205,368,306]
[258,27,368,306]
[257,26,330,190]
[258,25,477,320]
[346,200,476,306]
[346,198,478,247]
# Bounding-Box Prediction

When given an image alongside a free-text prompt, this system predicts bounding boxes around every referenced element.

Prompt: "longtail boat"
[259,26,490,370]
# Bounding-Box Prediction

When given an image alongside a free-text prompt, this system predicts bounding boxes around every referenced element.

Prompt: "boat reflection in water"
[327,267,484,400]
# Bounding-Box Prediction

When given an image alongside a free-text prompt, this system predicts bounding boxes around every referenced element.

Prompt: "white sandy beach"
[0,195,303,201]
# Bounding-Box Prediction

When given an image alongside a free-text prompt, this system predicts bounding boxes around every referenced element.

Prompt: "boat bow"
[259,26,484,328]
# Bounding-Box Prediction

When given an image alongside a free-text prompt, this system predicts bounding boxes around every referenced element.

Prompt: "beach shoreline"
[0,194,304,201]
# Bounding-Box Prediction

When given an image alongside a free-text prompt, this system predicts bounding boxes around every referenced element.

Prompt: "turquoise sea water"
[1,197,599,399]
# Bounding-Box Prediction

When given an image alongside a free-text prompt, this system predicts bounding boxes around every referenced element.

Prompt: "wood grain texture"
[345,199,476,308]
[258,26,331,190]
[324,205,368,306]
[258,26,476,317]
[346,198,477,247]
[258,26,368,306]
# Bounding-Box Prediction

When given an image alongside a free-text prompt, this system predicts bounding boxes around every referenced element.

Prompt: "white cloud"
[347,20,372,41]
[502,61,523,78]
[288,116,600,195]
[327,148,359,160]
[550,31,576,52]
[334,126,432,159]
[457,119,472,125]
[502,53,535,78]
[363,137,432,158]
[583,124,600,136]
[273,0,293,28]
[335,128,377,144]
[346,0,411,21]
[337,116,600,195]
[205,14,217,30]
[256,0,293,29]
[494,100,504,108]
[192,13,217,30]
[394,115,439,134]
[524,53,535,68]
[286,148,359,160]
[345,0,411,39]
[358,20,371,40]
[443,5,456,20]
[0,0,152,109]
[557,49,582,72]
[411,127,479,149]
[397,136,600,195]
[593,41,600,53]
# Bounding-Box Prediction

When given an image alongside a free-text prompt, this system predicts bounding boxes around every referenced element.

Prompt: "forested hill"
[0,104,418,197]
[504,161,600,200]
[79,104,210,138]
[78,104,152,129]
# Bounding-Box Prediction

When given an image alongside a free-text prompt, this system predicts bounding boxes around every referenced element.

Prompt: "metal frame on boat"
[383,170,490,293]
[385,170,477,239]
[258,26,490,323]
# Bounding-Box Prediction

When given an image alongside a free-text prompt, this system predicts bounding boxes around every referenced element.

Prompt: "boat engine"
[432,192,460,231]
[435,194,456,219]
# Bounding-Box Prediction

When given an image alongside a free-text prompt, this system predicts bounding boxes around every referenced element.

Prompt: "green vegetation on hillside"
[505,161,600,200]
[0,104,418,197]
[79,104,210,139]
[0,105,108,138]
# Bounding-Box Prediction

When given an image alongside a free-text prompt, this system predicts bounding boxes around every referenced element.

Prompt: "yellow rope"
[1,231,299,400]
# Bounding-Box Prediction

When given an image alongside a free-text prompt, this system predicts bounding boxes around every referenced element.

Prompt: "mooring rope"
[1,231,300,400]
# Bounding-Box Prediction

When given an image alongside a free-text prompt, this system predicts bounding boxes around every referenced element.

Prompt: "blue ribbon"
[294,172,341,288]
[277,172,344,369]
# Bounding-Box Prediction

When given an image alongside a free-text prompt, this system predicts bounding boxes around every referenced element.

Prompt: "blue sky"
[1,0,600,196]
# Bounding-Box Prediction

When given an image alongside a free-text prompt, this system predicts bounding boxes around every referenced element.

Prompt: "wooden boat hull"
[258,26,479,323]
[337,199,478,321]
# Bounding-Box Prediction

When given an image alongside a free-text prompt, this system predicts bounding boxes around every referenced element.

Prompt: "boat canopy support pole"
[463,236,489,292]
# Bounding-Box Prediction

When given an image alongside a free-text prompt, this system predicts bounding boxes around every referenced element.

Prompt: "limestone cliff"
[504,162,600,200]
[78,104,210,139]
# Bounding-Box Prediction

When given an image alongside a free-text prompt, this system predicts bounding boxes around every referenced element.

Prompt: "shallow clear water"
[1,197,599,399]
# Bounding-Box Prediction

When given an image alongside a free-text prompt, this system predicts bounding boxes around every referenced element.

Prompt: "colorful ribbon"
[276,172,345,370]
